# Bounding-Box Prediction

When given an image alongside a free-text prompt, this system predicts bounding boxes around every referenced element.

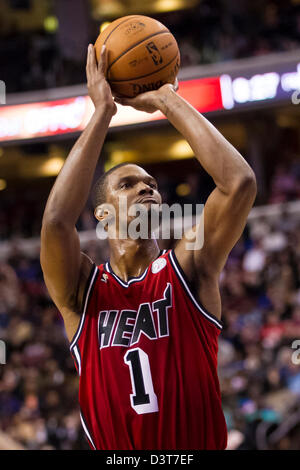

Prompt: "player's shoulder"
[172,243,222,323]
[173,237,218,282]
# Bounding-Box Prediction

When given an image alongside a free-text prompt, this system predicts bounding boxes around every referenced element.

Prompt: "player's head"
[93,163,162,237]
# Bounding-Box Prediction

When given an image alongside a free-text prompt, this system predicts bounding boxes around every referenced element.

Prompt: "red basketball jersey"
[70,249,227,450]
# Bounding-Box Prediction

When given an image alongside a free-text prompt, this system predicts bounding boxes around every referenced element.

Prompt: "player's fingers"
[114,96,134,107]
[86,44,92,80]
[174,78,179,92]
[112,91,124,100]
[98,45,108,77]
[88,44,98,75]
[86,44,97,81]
[114,96,126,105]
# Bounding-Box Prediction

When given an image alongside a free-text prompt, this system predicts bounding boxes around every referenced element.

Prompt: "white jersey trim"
[104,249,168,288]
[73,345,81,376]
[169,250,223,330]
[70,264,99,350]
[106,262,148,287]
[80,411,96,450]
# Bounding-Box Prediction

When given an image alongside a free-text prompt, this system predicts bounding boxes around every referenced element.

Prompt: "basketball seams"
[107,29,170,75]
[109,51,179,83]
[103,15,143,46]
[94,15,180,97]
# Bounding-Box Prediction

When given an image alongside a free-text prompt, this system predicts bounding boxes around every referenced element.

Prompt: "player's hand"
[114,80,179,114]
[86,44,117,115]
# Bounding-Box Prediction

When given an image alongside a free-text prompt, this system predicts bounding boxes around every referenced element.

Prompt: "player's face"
[106,164,162,225]
[107,164,161,207]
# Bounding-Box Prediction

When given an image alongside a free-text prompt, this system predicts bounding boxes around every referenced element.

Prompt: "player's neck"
[108,238,160,282]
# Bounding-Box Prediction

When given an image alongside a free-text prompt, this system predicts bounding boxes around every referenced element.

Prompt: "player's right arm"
[40,45,116,342]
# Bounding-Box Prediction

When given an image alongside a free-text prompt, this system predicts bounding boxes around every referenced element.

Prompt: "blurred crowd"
[1,202,300,449]
[2,0,300,93]
[268,159,300,204]
[162,0,300,67]
[0,243,88,449]
[1,0,300,450]
[219,212,300,449]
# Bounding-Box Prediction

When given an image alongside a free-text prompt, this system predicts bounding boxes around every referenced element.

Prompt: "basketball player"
[40,45,257,450]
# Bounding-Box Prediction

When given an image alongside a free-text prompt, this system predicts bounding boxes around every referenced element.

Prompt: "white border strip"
[105,250,168,288]
[73,345,81,376]
[70,265,98,350]
[169,251,223,330]
[105,263,148,288]
[114,268,148,287]
[80,412,96,450]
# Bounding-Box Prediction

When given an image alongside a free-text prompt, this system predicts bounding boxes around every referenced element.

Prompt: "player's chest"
[97,281,172,349]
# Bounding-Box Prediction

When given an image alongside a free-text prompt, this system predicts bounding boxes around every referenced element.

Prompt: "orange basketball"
[94,15,180,98]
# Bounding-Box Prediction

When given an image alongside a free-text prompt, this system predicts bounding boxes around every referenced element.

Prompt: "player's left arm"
[116,84,257,283]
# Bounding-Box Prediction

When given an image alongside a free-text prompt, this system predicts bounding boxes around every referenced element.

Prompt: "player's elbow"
[41,213,71,243]
[42,214,64,232]
[233,169,257,200]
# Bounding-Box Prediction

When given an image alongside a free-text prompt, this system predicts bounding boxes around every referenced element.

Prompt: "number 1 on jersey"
[124,348,159,415]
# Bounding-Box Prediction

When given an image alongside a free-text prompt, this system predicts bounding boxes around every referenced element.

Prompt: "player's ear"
[94,204,106,221]
[94,204,115,232]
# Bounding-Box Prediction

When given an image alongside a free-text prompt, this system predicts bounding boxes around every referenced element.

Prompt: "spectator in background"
[269,165,300,203]
[2,0,300,93]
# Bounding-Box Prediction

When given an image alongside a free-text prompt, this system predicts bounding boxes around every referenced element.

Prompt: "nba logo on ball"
[146,41,163,66]
[152,258,167,274]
